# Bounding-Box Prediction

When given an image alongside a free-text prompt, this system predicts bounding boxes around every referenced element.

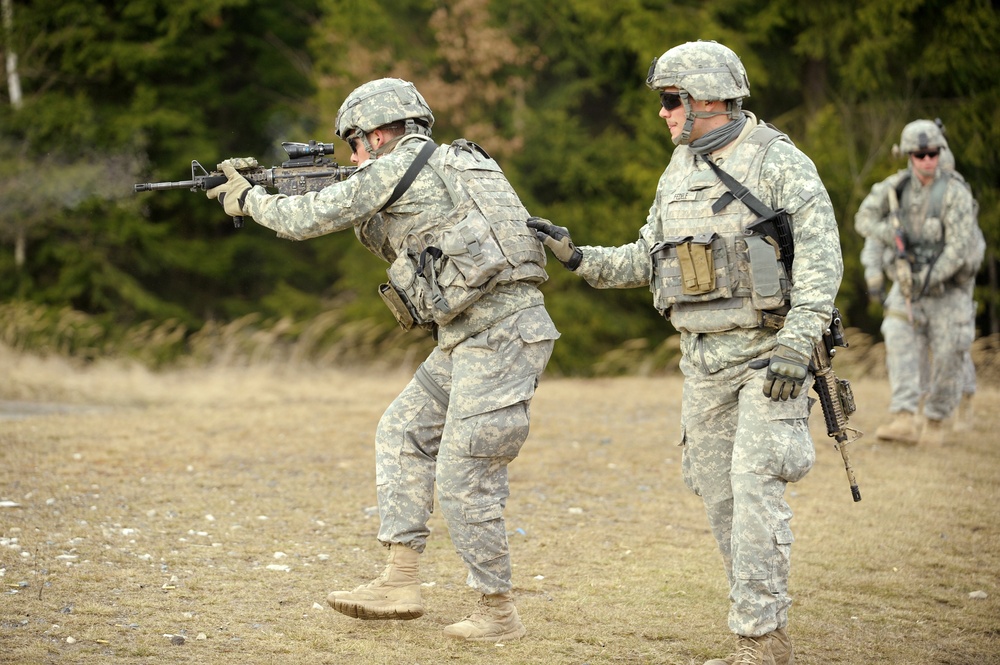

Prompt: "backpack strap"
[378,139,438,213]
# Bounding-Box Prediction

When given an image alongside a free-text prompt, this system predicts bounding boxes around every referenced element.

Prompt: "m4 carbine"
[811,308,862,502]
[133,141,357,228]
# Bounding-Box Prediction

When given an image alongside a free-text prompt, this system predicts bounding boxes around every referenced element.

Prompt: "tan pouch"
[378,282,416,331]
[677,234,717,295]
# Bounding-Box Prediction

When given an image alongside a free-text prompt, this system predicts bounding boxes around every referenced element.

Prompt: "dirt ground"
[1,350,999,664]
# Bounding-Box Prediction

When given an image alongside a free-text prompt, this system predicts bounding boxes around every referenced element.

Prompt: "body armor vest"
[650,124,791,333]
[896,171,950,267]
[368,138,547,329]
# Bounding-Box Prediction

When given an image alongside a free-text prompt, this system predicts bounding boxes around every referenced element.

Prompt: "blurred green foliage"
[1,0,997,373]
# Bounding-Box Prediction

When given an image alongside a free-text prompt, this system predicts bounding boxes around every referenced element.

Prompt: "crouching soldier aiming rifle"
[137,78,560,644]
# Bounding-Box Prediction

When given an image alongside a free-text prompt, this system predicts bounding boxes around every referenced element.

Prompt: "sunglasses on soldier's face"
[912,150,939,160]
[659,92,684,111]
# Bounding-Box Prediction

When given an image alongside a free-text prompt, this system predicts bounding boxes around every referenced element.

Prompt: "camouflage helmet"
[335,78,434,143]
[897,119,947,154]
[646,40,750,101]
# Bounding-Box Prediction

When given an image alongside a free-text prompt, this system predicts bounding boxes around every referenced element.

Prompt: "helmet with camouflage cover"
[897,119,947,154]
[646,40,750,102]
[646,41,749,145]
[335,78,434,154]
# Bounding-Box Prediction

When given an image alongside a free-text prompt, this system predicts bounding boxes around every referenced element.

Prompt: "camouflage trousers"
[374,306,557,594]
[882,282,974,421]
[679,351,815,637]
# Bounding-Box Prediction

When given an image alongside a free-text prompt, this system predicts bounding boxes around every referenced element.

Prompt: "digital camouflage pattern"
[573,112,842,637]
[896,119,948,154]
[646,40,750,101]
[334,78,434,140]
[241,131,559,596]
[375,307,555,594]
[855,160,980,421]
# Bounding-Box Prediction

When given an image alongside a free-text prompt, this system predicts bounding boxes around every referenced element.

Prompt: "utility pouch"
[385,252,435,327]
[676,232,718,295]
[438,204,509,288]
[378,282,416,331]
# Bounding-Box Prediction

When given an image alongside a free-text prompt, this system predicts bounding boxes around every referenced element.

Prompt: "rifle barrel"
[133,180,200,192]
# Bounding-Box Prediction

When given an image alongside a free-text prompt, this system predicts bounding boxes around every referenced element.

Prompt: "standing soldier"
[855,119,981,445]
[205,78,560,642]
[530,40,842,665]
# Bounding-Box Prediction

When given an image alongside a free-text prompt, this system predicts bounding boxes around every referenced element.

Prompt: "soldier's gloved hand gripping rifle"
[702,156,862,502]
[133,141,357,228]
[808,310,862,502]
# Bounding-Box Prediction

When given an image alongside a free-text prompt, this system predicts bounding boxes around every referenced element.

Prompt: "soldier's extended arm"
[133,141,357,228]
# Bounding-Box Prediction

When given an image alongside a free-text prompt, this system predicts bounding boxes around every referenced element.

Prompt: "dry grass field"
[2,344,999,664]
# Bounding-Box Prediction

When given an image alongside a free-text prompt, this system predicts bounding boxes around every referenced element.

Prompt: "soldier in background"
[205,78,559,642]
[859,134,982,431]
[855,120,982,445]
[531,40,842,665]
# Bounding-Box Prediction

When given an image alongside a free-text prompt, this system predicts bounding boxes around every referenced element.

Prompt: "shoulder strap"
[701,155,777,218]
[378,139,438,213]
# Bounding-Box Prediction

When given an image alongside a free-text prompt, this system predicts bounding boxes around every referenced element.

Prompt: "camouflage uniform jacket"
[576,113,843,372]
[855,167,981,295]
[243,135,546,350]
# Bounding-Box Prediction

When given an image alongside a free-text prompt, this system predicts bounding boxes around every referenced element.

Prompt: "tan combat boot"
[874,411,919,445]
[920,418,947,447]
[327,544,424,620]
[704,627,794,665]
[443,592,526,642]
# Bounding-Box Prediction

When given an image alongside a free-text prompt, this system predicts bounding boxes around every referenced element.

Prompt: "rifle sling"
[701,155,777,219]
[378,139,438,213]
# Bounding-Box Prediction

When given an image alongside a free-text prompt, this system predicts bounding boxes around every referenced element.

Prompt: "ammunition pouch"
[650,233,728,304]
[650,233,788,317]
[378,281,418,331]
[381,203,510,329]
[674,233,718,294]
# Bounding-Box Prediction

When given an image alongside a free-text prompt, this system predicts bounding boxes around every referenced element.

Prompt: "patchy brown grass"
[1,344,999,664]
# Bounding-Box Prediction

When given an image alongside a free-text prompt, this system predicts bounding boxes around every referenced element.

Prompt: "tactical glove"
[750,344,810,401]
[206,161,253,218]
[526,217,582,270]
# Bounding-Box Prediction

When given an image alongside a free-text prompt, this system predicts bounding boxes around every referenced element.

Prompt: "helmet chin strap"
[673,92,743,146]
[361,119,433,158]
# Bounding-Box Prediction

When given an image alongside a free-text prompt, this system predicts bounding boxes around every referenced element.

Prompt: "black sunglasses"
[912,150,940,160]
[659,91,684,111]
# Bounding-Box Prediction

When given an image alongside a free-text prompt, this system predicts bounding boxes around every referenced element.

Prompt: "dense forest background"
[1,0,997,375]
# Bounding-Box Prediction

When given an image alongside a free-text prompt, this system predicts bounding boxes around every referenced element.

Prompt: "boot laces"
[732,636,765,665]
[457,595,498,625]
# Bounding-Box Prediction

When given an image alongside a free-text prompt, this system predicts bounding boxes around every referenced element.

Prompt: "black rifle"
[750,308,862,502]
[134,141,357,228]
[811,308,862,502]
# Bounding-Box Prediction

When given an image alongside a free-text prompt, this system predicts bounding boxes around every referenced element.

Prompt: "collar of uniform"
[704,111,758,167]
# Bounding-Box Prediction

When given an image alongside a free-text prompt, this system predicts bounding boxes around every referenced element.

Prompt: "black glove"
[749,344,810,401]
[206,161,253,218]
[527,217,582,271]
